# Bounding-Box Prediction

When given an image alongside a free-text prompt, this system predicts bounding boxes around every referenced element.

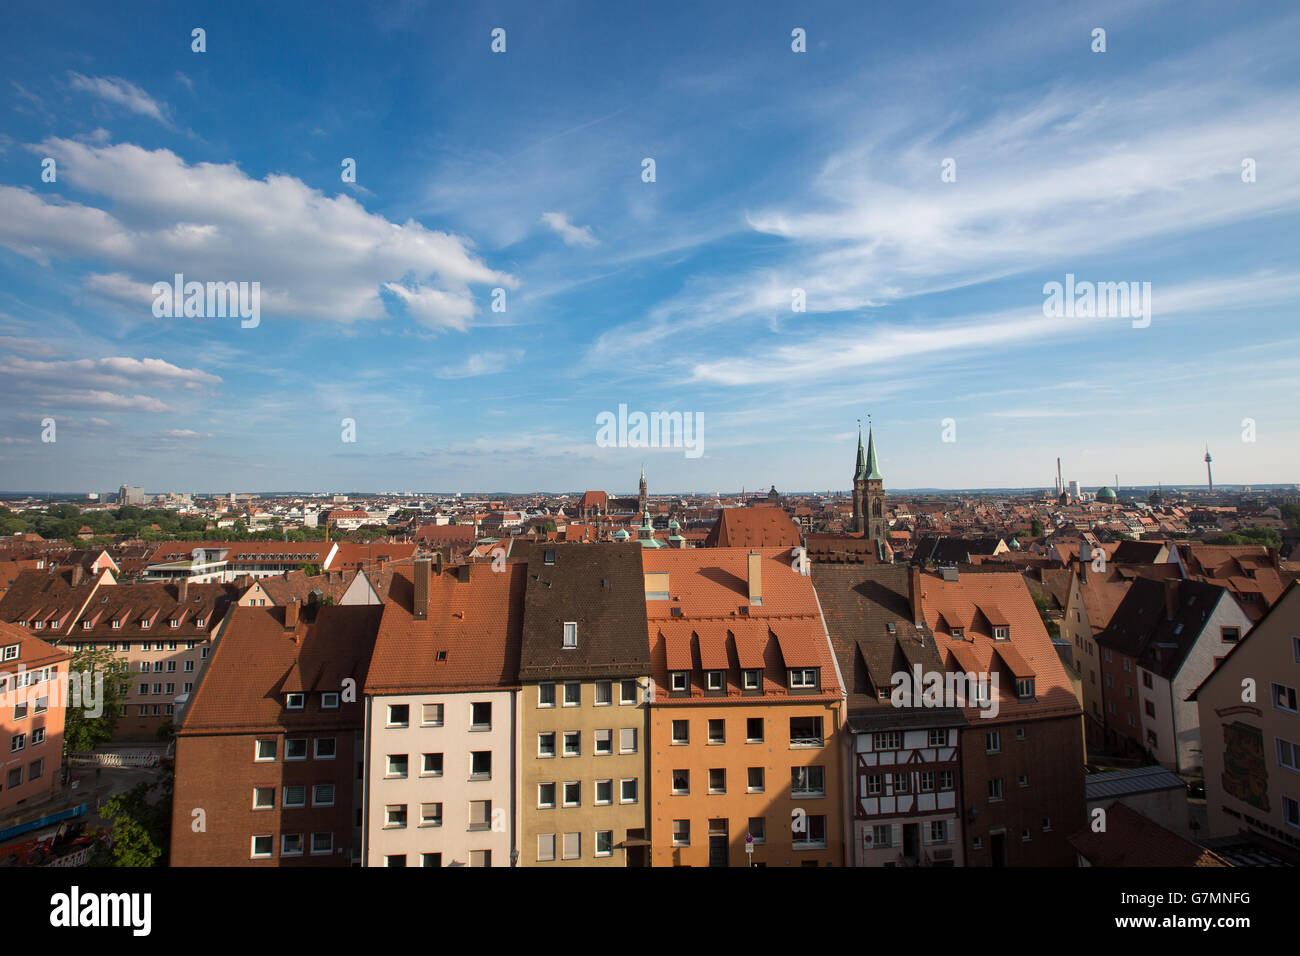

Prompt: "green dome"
[1097,486,1117,501]
[612,528,630,541]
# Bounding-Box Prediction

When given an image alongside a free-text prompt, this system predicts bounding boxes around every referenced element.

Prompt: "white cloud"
[540,211,598,247]
[68,73,168,124]
[436,349,524,379]
[0,139,518,326]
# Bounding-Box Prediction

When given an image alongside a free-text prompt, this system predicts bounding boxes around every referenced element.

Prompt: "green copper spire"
[854,424,868,481]
[864,428,882,480]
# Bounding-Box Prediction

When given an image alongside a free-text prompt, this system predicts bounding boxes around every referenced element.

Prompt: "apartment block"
[1192,581,1300,855]
[814,564,966,866]
[645,548,845,867]
[362,560,525,867]
[0,624,70,819]
[518,543,651,866]
[170,602,382,866]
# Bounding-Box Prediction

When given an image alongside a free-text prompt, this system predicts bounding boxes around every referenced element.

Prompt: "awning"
[613,838,652,848]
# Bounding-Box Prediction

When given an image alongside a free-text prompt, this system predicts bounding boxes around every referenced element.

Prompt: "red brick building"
[170,601,383,866]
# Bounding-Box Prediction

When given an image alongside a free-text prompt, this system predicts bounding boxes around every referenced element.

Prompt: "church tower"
[852,423,885,541]
[638,465,648,515]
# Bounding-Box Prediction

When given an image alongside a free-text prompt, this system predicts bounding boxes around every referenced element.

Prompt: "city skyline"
[2,1,1298,493]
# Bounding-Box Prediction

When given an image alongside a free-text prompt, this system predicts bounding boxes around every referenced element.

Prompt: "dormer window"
[82,620,91,630]
[286,693,305,710]
[1016,678,1036,700]
[112,620,121,629]
[743,669,761,690]
[33,620,43,629]
[788,668,819,690]
[706,670,724,691]
[141,619,150,629]
[950,627,964,639]
[993,626,1009,640]
[321,692,339,709]
[562,622,577,648]
[2,644,18,662]
[195,618,206,628]
[170,619,179,628]
[51,620,59,629]
[670,671,688,692]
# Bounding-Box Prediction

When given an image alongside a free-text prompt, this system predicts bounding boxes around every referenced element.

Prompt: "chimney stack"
[70,564,83,587]
[179,578,189,604]
[747,551,762,606]
[413,558,431,620]
[1078,539,1089,584]
[284,599,300,631]
[909,565,924,626]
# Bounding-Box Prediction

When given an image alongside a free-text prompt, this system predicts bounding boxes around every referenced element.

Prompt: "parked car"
[1186,778,1206,799]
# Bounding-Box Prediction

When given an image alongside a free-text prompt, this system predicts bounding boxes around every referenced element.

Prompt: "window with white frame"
[251,835,273,859]
[562,622,577,648]
[283,785,306,808]
[620,778,638,803]
[620,679,638,705]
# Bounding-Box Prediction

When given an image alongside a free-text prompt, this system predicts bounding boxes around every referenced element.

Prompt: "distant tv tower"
[1204,444,1213,494]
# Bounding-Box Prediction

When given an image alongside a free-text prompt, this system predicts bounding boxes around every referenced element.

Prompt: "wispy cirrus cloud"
[68,73,169,124]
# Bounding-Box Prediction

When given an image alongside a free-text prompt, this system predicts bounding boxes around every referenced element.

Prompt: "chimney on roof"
[284,598,300,631]
[1078,538,1088,584]
[70,564,83,587]
[747,551,762,606]
[413,558,431,620]
[179,578,189,604]
[432,551,443,573]
[909,565,924,626]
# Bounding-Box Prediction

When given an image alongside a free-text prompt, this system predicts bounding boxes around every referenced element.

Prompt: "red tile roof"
[703,508,802,548]
[364,563,525,695]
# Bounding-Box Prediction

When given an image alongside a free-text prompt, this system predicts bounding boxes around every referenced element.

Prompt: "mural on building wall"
[1221,721,1269,811]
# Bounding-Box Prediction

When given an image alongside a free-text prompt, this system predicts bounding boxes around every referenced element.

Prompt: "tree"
[63,647,130,755]
[98,763,173,867]
[1031,518,1044,538]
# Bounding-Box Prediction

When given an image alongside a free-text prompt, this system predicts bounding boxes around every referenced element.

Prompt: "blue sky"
[1,0,1297,495]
